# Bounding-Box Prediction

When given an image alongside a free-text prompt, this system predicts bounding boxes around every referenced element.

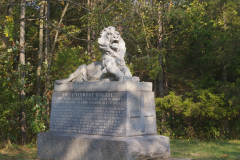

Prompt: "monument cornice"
[54,81,152,92]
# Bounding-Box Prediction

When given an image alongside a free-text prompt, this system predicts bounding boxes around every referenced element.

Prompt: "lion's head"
[98,26,126,53]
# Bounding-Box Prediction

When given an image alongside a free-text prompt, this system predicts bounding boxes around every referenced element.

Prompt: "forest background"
[0,0,239,146]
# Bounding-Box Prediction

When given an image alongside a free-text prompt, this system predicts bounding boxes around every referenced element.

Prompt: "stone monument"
[37,26,170,160]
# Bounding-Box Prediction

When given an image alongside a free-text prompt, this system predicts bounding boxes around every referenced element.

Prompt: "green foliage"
[156,84,240,139]
[147,49,163,80]
[51,46,92,81]
[153,0,240,140]
[1,0,240,144]
[0,46,48,144]
[3,16,14,41]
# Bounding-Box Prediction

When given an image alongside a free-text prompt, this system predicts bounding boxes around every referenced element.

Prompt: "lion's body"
[55,26,132,84]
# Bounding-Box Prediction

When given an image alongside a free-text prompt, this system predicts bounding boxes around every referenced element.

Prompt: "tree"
[19,0,26,145]
[157,0,164,98]
[37,1,44,98]
[44,0,51,116]
[0,0,239,143]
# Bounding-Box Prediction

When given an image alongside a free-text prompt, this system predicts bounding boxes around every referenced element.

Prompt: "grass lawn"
[0,140,239,160]
[0,143,37,160]
[171,139,240,160]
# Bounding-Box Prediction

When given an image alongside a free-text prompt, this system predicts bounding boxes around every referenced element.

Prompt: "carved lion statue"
[55,26,132,84]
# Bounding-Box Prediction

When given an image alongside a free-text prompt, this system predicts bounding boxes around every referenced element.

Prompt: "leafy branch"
[14,16,89,42]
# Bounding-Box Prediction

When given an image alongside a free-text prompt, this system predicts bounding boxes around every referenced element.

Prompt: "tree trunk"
[51,2,69,54]
[157,1,164,98]
[19,0,26,146]
[91,0,95,58]
[36,1,44,98]
[87,0,91,56]
[154,78,157,97]
[223,3,227,81]
[46,2,69,117]
[45,0,50,65]
[44,0,51,116]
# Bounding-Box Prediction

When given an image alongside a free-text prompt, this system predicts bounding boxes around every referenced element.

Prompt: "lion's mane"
[98,26,126,58]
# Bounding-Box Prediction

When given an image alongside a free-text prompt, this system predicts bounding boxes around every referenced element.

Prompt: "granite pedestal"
[37,81,170,160]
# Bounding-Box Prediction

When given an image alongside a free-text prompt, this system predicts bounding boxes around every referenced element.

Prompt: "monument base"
[37,132,170,160]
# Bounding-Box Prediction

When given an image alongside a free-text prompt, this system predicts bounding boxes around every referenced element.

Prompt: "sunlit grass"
[0,139,239,159]
[0,142,37,160]
[171,139,240,160]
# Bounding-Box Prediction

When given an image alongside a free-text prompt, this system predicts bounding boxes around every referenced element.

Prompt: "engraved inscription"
[52,92,124,105]
[50,91,126,136]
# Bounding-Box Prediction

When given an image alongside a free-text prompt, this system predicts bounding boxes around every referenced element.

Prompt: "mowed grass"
[0,140,239,160]
[171,139,240,160]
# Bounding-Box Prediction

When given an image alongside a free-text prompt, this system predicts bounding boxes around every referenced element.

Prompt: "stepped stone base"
[37,132,170,160]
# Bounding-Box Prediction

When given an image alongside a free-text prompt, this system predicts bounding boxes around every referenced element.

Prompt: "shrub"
[156,85,240,140]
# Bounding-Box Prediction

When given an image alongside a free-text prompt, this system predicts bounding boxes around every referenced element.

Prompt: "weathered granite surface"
[50,89,157,137]
[37,132,170,160]
[54,81,152,92]
[38,80,171,159]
